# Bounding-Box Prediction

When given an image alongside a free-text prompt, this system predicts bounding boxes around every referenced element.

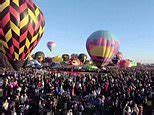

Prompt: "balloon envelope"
[130,61,137,67]
[85,65,98,71]
[118,60,131,68]
[52,56,63,63]
[71,54,78,59]
[86,30,119,67]
[50,62,61,69]
[68,58,82,66]
[62,54,70,61]
[0,0,45,70]
[34,51,45,63]
[0,0,45,61]
[78,53,87,63]
[47,42,56,52]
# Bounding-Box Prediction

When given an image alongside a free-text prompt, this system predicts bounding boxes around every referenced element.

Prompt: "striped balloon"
[86,30,119,67]
[0,0,45,61]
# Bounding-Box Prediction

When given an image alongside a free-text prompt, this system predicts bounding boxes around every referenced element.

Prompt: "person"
[67,109,73,115]
[138,104,143,115]
[0,66,152,115]
[2,99,9,114]
[132,104,139,115]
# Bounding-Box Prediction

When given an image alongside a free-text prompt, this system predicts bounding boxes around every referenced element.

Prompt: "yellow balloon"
[52,56,63,63]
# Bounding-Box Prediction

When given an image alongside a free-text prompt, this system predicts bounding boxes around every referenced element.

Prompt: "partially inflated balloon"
[68,58,82,66]
[0,0,45,68]
[86,30,119,67]
[85,60,93,65]
[71,54,78,59]
[130,61,137,67]
[52,56,63,63]
[118,60,131,68]
[47,41,56,52]
[86,65,98,71]
[78,53,87,64]
[62,54,69,61]
[34,51,45,63]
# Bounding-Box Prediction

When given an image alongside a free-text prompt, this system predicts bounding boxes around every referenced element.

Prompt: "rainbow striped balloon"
[0,0,45,61]
[86,30,119,67]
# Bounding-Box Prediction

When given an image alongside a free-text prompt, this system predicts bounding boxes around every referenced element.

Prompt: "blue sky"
[33,0,154,63]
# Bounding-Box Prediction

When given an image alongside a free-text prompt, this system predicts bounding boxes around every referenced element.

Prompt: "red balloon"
[118,60,131,68]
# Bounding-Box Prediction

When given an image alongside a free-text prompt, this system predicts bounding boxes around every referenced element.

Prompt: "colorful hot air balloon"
[68,58,82,66]
[78,53,87,64]
[118,60,131,68]
[62,54,69,61]
[52,55,63,63]
[34,51,45,63]
[85,65,98,71]
[130,60,137,67]
[47,41,56,52]
[0,0,45,70]
[86,30,119,67]
[85,60,93,65]
[71,54,78,59]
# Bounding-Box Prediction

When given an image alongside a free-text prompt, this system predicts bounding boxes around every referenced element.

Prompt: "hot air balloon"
[62,54,70,61]
[85,65,98,71]
[34,51,45,63]
[52,56,63,63]
[112,51,123,64]
[0,0,45,70]
[78,53,87,64]
[86,30,119,67]
[130,61,137,67]
[47,41,56,52]
[118,60,131,68]
[68,58,82,66]
[71,54,78,59]
[85,60,93,65]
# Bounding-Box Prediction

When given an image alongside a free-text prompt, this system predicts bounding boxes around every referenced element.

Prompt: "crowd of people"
[0,67,152,115]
